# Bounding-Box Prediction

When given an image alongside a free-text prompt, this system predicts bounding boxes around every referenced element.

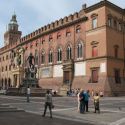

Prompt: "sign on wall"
[75,62,86,76]
[53,65,63,77]
[100,63,106,73]
[40,67,53,78]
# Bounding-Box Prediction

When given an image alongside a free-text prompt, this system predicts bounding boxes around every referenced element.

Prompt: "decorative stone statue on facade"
[14,52,21,67]
[13,47,24,68]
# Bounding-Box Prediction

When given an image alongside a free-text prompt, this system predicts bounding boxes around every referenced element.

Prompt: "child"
[93,93,100,113]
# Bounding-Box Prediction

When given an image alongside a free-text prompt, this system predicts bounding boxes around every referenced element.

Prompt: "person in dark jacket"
[84,90,90,112]
[79,90,85,113]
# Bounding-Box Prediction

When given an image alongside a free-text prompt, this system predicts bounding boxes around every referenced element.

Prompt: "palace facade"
[0,0,125,96]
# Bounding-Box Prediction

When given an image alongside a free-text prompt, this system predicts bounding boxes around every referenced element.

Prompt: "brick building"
[0,0,125,96]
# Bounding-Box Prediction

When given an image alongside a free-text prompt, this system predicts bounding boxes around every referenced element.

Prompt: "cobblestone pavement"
[0,95,125,125]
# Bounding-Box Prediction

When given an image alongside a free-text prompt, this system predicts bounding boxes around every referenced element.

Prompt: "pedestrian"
[91,89,94,97]
[77,89,80,112]
[27,86,31,103]
[79,90,85,113]
[93,93,100,113]
[100,91,103,97]
[42,90,53,118]
[84,90,90,112]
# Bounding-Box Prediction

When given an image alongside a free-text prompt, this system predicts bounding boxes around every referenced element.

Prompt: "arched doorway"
[1,78,3,89]
[8,78,11,88]
[5,78,7,89]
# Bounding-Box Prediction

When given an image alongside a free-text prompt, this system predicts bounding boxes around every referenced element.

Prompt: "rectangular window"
[92,46,98,57]
[114,69,121,83]
[92,18,97,29]
[91,68,99,83]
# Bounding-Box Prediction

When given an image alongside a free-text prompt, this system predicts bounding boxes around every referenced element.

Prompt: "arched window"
[114,19,117,29]
[8,78,11,87]
[49,50,53,63]
[35,49,38,65]
[41,37,45,44]
[57,48,62,62]
[1,79,3,88]
[107,14,112,27]
[66,29,71,37]
[108,17,112,27]
[49,35,53,42]
[41,50,45,64]
[76,25,81,33]
[77,43,83,58]
[118,22,122,31]
[67,45,72,60]
[57,32,61,39]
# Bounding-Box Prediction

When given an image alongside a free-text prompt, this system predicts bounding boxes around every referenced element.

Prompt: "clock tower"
[4,14,22,46]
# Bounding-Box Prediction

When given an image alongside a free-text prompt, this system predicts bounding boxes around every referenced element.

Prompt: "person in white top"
[27,86,31,102]
[77,89,81,112]
[42,90,53,118]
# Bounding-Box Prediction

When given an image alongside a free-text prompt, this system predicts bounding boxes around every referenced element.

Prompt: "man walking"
[79,90,85,113]
[84,90,90,112]
[42,90,53,118]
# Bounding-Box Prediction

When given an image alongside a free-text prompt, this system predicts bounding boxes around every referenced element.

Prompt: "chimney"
[82,4,87,10]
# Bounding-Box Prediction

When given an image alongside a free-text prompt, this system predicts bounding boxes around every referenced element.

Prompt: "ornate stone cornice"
[86,56,124,61]
[84,0,124,14]
[19,16,88,46]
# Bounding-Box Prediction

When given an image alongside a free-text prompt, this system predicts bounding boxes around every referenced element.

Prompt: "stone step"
[0,105,24,112]
[59,85,69,96]
[0,104,10,107]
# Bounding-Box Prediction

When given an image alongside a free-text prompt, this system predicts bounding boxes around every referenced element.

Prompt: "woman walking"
[93,93,100,113]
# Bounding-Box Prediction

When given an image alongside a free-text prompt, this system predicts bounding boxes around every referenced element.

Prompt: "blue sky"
[0,0,124,47]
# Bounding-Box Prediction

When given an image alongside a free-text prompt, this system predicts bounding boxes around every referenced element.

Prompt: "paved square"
[0,95,125,125]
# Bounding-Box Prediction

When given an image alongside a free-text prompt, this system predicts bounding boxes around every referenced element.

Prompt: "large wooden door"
[64,71,70,84]
[92,69,98,83]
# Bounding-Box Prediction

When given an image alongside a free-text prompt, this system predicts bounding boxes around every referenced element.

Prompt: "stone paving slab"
[0,112,93,125]
[1,96,125,125]
[52,108,125,125]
